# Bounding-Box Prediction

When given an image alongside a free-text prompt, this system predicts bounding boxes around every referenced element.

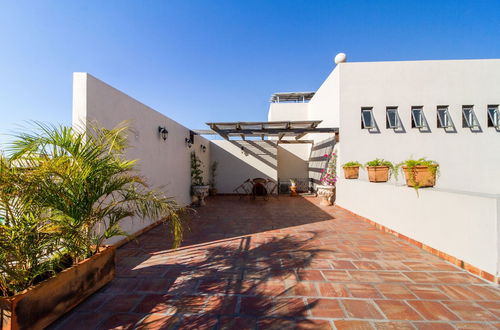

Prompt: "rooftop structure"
[270,91,315,103]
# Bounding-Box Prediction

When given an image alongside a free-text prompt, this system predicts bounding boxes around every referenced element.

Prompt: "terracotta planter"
[0,246,115,330]
[367,166,390,182]
[290,185,298,197]
[402,165,438,187]
[343,166,360,179]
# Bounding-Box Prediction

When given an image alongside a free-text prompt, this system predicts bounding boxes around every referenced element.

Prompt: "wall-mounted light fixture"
[200,145,206,152]
[158,126,168,141]
[185,137,193,148]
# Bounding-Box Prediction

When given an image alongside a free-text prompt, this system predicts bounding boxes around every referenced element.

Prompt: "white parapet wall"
[72,72,211,244]
[337,178,500,277]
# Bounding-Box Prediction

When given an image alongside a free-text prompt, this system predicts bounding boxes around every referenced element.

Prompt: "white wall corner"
[72,72,88,129]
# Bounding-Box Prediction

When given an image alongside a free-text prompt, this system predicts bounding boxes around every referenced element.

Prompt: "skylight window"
[386,107,399,129]
[462,105,479,128]
[487,105,500,128]
[361,108,374,129]
[437,106,452,128]
[411,106,425,128]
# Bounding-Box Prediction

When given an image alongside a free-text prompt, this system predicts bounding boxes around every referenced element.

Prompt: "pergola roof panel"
[206,120,338,142]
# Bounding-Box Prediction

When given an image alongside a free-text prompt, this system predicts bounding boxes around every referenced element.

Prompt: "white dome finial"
[334,53,347,64]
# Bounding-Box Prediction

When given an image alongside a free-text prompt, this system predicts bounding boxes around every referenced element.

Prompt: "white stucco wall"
[339,59,500,194]
[268,102,309,122]
[308,67,340,127]
[72,72,210,244]
[337,179,500,276]
[210,140,277,194]
[332,59,500,277]
[277,144,310,181]
[276,58,500,277]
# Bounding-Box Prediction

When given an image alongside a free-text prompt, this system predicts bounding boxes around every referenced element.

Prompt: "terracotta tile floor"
[51,196,500,330]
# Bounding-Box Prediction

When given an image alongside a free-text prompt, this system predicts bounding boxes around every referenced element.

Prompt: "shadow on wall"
[210,142,276,194]
[277,145,309,182]
[231,140,277,170]
[308,137,335,186]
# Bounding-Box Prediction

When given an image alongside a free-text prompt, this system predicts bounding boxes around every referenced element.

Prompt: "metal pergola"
[200,120,338,142]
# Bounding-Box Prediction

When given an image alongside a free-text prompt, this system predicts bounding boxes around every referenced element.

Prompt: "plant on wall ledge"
[342,161,363,179]
[398,158,439,194]
[364,159,395,183]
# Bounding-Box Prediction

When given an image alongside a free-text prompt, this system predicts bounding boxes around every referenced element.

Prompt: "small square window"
[386,107,399,129]
[462,105,478,128]
[437,106,452,128]
[411,106,424,128]
[487,105,500,128]
[361,108,374,129]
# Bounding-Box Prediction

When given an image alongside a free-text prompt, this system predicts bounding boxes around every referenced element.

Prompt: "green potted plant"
[342,161,362,179]
[209,161,218,196]
[191,151,209,206]
[289,178,298,196]
[398,158,439,191]
[0,123,183,330]
[365,159,394,183]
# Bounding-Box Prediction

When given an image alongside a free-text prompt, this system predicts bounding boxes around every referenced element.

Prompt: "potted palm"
[0,122,183,330]
[289,178,298,196]
[399,158,439,192]
[191,152,209,206]
[342,161,362,179]
[365,159,394,183]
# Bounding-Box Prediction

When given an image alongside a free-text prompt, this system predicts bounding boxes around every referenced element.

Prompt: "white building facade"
[268,57,500,281]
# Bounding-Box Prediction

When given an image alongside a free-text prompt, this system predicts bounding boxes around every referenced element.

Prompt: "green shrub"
[0,122,185,296]
[365,158,397,180]
[397,158,439,194]
[342,161,362,168]
[190,151,205,186]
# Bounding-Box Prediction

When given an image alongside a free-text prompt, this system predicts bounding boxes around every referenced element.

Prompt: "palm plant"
[7,122,184,263]
[0,155,61,296]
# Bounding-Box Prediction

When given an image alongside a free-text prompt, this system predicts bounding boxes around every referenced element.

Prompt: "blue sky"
[1,0,499,144]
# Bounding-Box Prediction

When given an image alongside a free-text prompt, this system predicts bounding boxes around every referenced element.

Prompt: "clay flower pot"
[0,246,115,330]
[343,166,360,179]
[367,166,390,182]
[402,165,438,188]
[290,185,298,197]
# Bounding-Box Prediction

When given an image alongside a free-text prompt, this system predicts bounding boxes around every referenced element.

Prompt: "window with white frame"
[437,106,452,128]
[487,105,500,128]
[361,107,375,129]
[386,107,399,129]
[462,105,479,128]
[411,106,425,128]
